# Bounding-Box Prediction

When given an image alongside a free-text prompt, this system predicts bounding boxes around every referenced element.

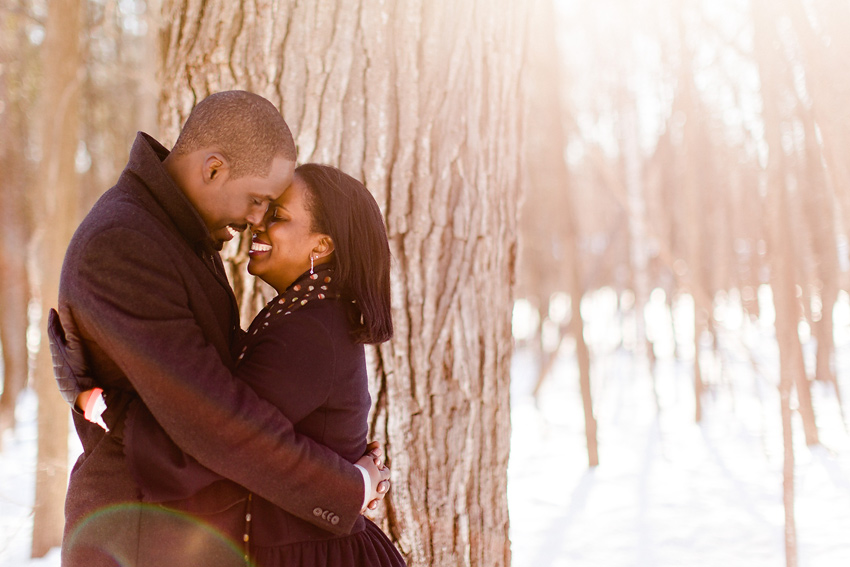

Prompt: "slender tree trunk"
[752,1,820,449]
[785,0,850,237]
[31,0,83,556]
[523,0,598,467]
[157,2,528,565]
[675,3,707,422]
[572,286,598,467]
[621,103,658,411]
[752,2,801,564]
[0,228,30,439]
[797,87,845,420]
[768,181,803,567]
[0,3,32,441]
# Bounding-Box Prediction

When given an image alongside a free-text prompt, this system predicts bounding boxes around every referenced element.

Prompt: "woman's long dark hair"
[296,163,393,344]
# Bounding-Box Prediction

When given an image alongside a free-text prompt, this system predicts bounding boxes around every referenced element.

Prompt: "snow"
[508,289,850,567]
[509,348,850,566]
[2,290,850,566]
[0,391,74,567]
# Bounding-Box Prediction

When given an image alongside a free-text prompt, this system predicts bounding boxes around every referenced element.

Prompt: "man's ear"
[203,153,227,184]
[313,235,335,259]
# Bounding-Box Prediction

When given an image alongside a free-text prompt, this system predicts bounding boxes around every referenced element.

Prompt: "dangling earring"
[310,254,315,275]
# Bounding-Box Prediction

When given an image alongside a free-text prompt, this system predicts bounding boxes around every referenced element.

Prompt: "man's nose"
[246,210,265,227]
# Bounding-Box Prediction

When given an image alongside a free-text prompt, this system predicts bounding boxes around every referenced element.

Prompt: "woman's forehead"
[274,176,309,209]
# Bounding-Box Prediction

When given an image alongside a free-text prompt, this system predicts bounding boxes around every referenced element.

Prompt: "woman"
[234,163,403,565]
[66,164,405,566]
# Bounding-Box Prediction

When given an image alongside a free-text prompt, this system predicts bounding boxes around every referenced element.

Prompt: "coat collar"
[124,132,218,253]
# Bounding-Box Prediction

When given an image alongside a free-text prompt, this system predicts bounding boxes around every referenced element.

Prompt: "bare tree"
[674,1,711,422]
[0,0,34,441]
[797,100,843,409]
[523,0,598,467]
[752,0,808,563]
[157,1,528,565]
[30,0,83,556]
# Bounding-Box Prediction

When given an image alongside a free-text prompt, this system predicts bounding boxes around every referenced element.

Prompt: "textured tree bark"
[31,0,83,557]
[157,2,528,565]
[0,3,33,441]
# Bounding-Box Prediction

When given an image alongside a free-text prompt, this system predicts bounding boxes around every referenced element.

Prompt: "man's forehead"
[254,157,295,197]
[271,154,296,172]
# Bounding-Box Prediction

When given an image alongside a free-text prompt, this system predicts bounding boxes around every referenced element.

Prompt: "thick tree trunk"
[157,2,528,565]
[0,3,32,441]
[31,0,83,557]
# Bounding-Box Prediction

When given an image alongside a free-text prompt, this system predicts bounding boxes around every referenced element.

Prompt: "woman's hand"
[76,389,96,412]
[356,442,391,512]
[76,388,109,431]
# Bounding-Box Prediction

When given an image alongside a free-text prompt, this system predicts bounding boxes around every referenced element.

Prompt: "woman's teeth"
[251,242,272,252]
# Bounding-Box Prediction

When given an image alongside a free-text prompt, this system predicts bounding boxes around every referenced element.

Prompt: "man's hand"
[356,441,391,512]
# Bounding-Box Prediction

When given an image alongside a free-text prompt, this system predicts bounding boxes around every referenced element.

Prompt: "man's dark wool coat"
[55,133,363,567]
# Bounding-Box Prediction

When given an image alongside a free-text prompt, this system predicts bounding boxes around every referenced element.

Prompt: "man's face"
[203,155,296,247]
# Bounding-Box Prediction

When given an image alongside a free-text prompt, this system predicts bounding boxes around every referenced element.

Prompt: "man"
[51,91,389,566]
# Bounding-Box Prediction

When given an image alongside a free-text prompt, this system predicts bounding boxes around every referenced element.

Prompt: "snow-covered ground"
[508,289,850,567]
[2,289,850,566]
[0,389,71,567]
[509,347,850,567]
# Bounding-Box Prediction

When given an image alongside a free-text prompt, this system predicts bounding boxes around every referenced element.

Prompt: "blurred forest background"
[1,0,850,566]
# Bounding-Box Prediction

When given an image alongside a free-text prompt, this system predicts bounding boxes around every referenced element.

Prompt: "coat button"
[313,507,322,517]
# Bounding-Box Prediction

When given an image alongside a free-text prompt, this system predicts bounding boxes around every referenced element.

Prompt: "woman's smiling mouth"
[250,241,272,254]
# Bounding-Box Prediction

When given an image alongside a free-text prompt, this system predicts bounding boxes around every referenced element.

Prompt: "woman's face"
[247,175,331,292]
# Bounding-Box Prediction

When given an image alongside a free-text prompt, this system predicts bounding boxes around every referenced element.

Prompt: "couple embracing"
[49,90,407,567]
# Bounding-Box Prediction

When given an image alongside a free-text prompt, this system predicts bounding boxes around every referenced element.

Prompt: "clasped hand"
[357,441,391,512]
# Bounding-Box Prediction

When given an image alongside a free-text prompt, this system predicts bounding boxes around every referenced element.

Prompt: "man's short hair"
[171,90,296,178]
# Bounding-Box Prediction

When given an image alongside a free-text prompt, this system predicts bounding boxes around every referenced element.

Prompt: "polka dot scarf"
[237,264,342,363]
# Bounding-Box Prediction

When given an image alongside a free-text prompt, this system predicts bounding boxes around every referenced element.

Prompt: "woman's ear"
[313,235,335,259]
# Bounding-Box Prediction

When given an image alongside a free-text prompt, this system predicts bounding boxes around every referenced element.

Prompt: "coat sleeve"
[64,226,363,534]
